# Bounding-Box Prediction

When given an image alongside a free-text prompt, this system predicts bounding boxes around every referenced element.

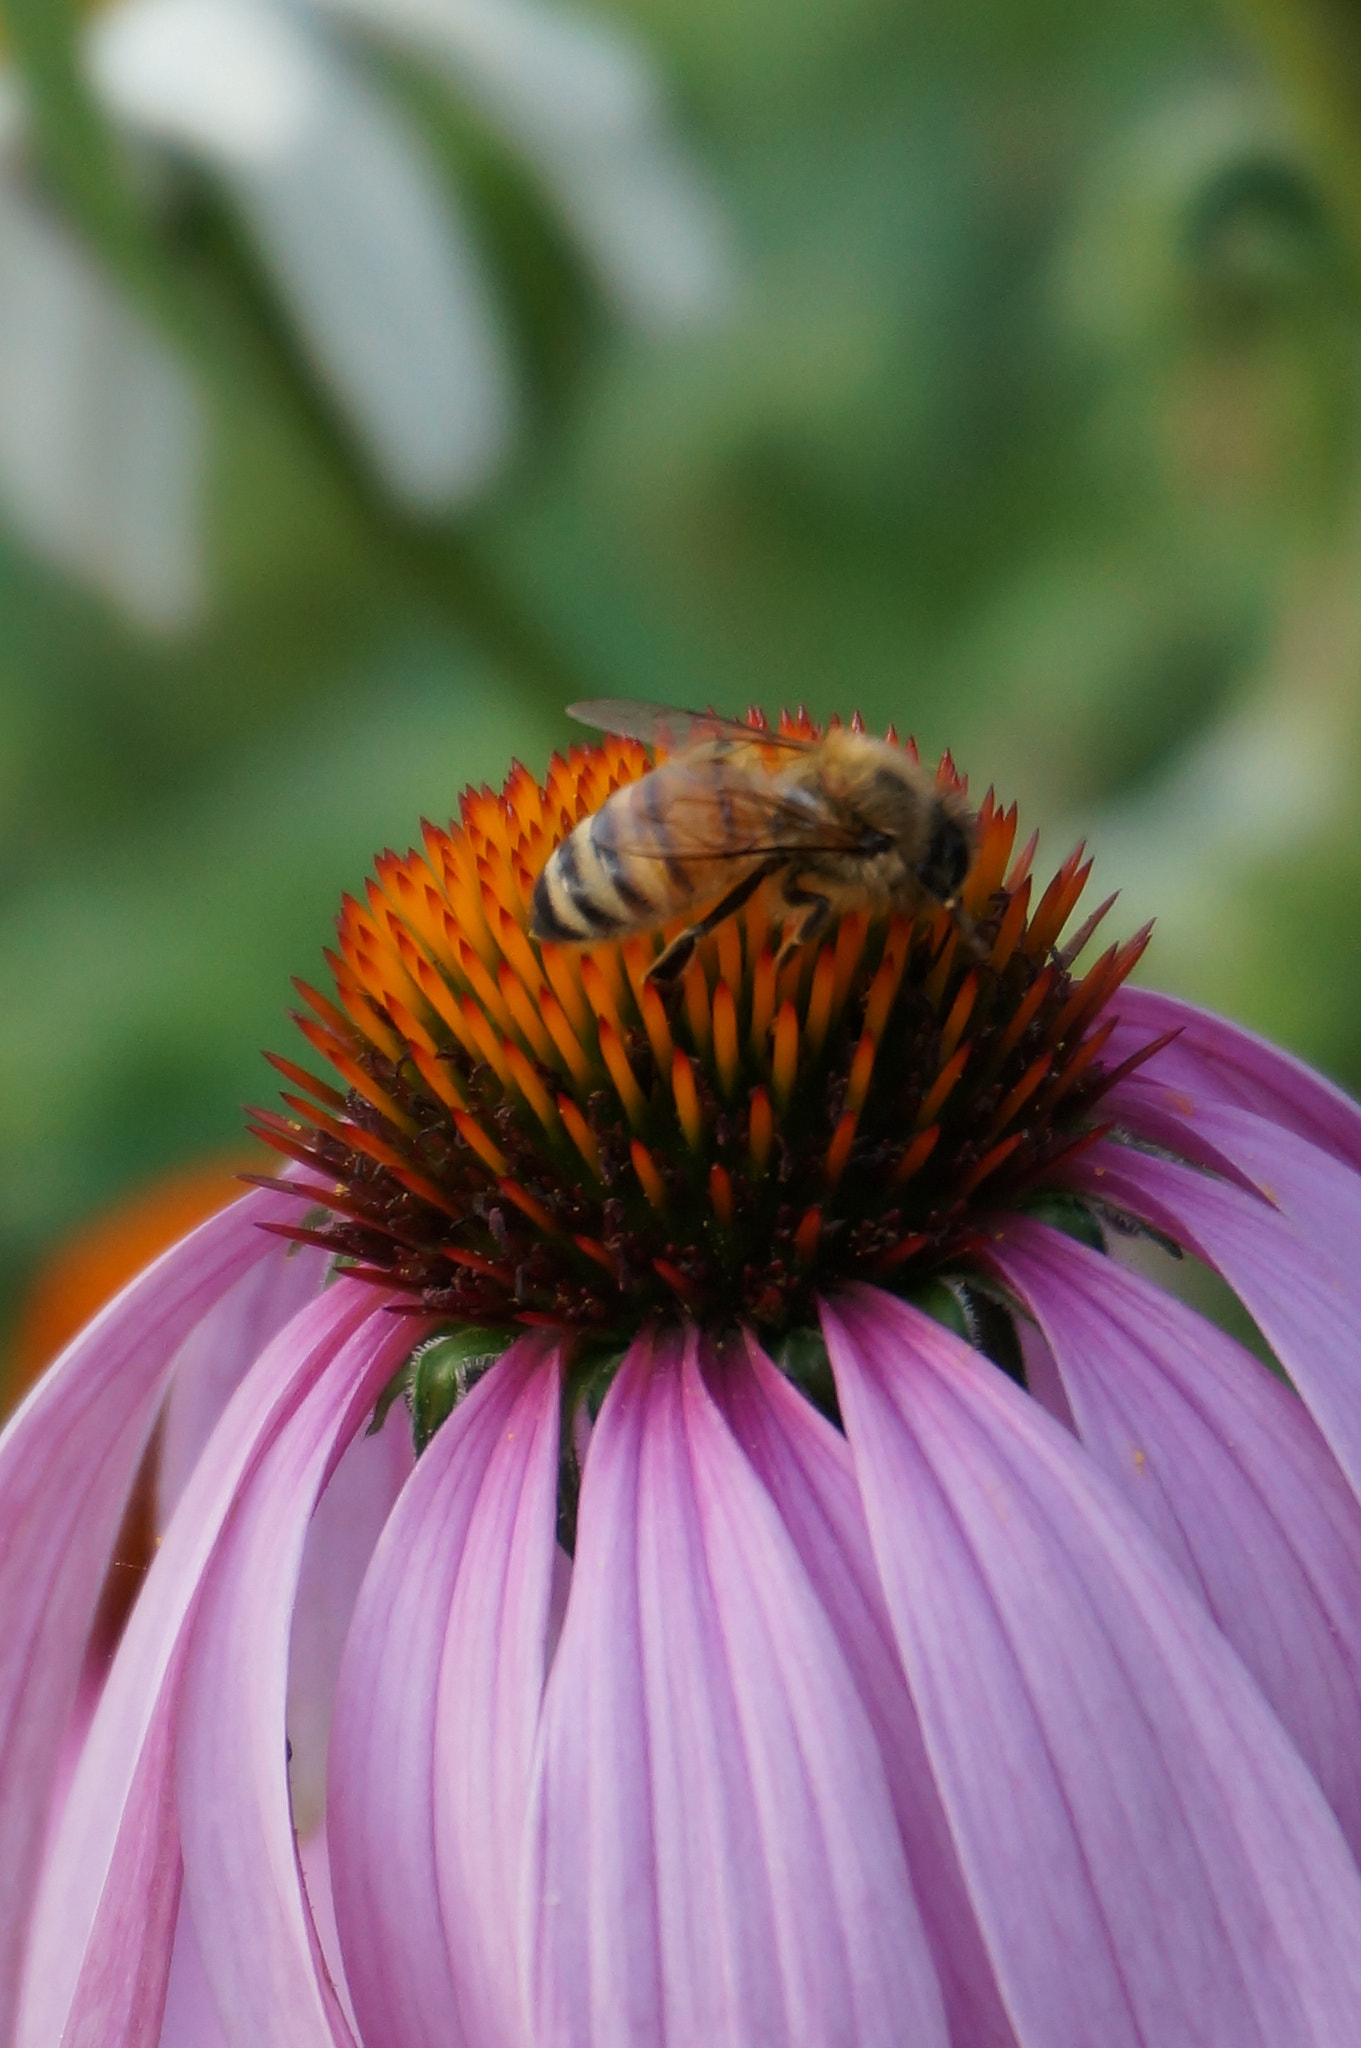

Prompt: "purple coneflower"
[7,711,1361,2048]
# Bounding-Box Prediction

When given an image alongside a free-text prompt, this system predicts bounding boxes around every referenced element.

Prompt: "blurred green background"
[1,0,1359,1352]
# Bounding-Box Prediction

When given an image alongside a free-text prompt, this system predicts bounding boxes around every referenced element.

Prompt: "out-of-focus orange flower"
[3,1160,249,1416]
[2,1158,252,1657]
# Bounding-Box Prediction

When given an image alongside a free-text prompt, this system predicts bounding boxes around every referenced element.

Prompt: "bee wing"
[599,759,877,862]
[568,699,813,755]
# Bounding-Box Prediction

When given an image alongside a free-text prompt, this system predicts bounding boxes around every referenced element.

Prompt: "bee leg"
[648,928,700,987]
[647,860,782,985]
[772,883,832,972]
[945,901,988,963]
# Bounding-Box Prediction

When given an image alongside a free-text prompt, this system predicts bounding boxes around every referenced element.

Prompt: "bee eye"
[916,816,972,900]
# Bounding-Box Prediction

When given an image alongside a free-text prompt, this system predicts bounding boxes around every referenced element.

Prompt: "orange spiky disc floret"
[249,713,1159,1335]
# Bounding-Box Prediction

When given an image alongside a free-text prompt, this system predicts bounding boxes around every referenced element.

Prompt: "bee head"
[915,799,976,906]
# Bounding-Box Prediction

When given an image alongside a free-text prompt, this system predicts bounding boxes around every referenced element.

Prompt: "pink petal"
[987,1218,1361,1853]
[525,1326,949,2048]
[327,1335,561,2048]
[431,1354,564,2047]
[297,1825,352,2039]
[158,1243,330,1523]
[1067,1135,1361,1502]
[43,1689,184,2048]
[287,1410,415,1841]
[1106,986,1361,1173]
[159,1891,230,2048]
[175,1303,422,2048]
[824,1285,1361,2048]
[1109,1086,1361,1285]
[16,1279,383,2048]
[0,1188,293,2047]
[710,1335,1018,2048]
[1014,1314,1075,1433]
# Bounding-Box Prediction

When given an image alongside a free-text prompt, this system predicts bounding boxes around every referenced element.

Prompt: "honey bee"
[531,701,978,984]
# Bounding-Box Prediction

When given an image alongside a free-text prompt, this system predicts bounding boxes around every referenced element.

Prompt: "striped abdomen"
[531,768,727,945]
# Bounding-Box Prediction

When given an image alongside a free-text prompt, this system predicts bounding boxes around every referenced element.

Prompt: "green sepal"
[410,1325,517,1455]
[1015,1191,1108,1254]
[909,1276,1028,1387]
[564,1337,630,1420]
[557,1338,629,1556]
[368,1358,414,1436]
[907,1278,976,1344]
[771,1324,841,1427]
[285,1207,331,1260]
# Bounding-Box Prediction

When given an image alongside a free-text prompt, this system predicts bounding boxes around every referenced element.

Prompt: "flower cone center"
[250,714,1153,1337]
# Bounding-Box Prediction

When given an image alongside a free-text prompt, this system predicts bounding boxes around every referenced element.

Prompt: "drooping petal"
[987,1218,1361,1853]
[286,1407,414,1841]
[313,0,733,326]
[161,1832,353,2048]
[0,173,205,628]
[1109,1087,1361,1285]
[158,1244,330,1523]
[327,1335,560,2048]
[316,0,653,151]
[824,1284,1361,2048]
[1014,1313,1074,1432]
[298,1825,351,2039]
[1106,986,1361,1174]
[159,1890,230,2048]
[1067,1137,1361,1503]
[525,1326,948,2048]
[88,0,518,506]
[0,1188,290,2047]
[16,1279,382,2048]
[431,1356,563,2048]
[175,1305,421,2048]
[710,1335,1019,2048]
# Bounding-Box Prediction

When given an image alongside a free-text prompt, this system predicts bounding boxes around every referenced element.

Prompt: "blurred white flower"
[0,0,732,625]
[310,0,732,329]
[0,95,206,629]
